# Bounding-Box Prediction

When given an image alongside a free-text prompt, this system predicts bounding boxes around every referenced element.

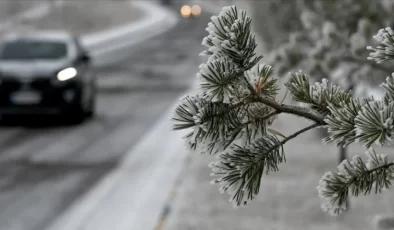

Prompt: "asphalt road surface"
[0,8,210,230]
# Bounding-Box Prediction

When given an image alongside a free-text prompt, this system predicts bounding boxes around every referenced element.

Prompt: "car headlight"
[191,5,201,17]
[57,67,77,81]
[180,5,191,18]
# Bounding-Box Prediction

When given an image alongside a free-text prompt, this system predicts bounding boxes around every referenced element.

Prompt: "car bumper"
[0,78,83,115]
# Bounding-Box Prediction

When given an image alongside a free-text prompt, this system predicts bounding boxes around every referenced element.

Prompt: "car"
[0,31,96,123]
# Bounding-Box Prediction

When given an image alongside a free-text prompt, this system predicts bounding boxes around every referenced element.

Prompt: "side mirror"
[79,53,91,63]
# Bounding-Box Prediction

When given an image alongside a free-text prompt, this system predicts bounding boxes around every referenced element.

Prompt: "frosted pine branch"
[323,99,364,147]
[317,150,394,216]
[381,73,394,103]
[209,134,285,207]
[210,123,320,207]
[285,72,352,116]
[198,58,239,103]
[172,5,394,215]
[200,6,262,70]
[367,27,394,64]
[355,101,394,148]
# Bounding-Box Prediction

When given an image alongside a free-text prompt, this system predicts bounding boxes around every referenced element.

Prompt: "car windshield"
[0,39,68,60]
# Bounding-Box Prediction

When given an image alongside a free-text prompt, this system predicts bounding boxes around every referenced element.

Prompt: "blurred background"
[0,0,393,230]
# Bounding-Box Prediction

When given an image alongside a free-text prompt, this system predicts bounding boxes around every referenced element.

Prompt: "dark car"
[0,31,96,122]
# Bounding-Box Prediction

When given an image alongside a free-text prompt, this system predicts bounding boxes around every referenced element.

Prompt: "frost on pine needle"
[381,73,394,103]
[323,99,364,147]
[209,134,285,207]
[172,95,202,131]
[285,73,352,116]
[367,27,394,64]
[200,5,262,71]
[310,79,352,111]
[198,58,239,103]
[244,64,279,99]
[318,150,394,216]
[354,101,394,148]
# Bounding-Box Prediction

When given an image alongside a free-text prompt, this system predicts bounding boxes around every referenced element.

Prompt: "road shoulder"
[43,3,180,230]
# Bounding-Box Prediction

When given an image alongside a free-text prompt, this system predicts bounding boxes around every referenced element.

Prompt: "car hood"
[0,59,71,77]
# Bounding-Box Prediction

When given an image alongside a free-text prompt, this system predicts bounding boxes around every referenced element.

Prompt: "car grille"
[0,77,52,91]
[1,78,22,91]
[30,78,52,90]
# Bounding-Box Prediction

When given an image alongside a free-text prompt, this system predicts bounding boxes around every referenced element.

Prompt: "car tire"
[68,102,86,124]
[85,92,95,118]
[85,82,96,119]
[68,85,96,123]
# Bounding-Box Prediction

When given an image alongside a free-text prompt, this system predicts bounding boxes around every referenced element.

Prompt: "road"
[0,7,210,230]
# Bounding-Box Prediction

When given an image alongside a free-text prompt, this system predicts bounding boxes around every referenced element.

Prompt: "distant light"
[180,5,191,18]
[191,5,201,17]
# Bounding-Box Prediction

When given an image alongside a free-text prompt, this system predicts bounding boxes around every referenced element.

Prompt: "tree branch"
[263,123,322,156]
[282,123,322,144]
[255,96,326,124]
[260,110,281,121]
[337,162,394,196]
[240,73,326,125]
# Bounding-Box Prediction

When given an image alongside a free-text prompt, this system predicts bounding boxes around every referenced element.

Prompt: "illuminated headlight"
[57,67,77,81]
[180,5,191,18]
[191,5,201,17]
